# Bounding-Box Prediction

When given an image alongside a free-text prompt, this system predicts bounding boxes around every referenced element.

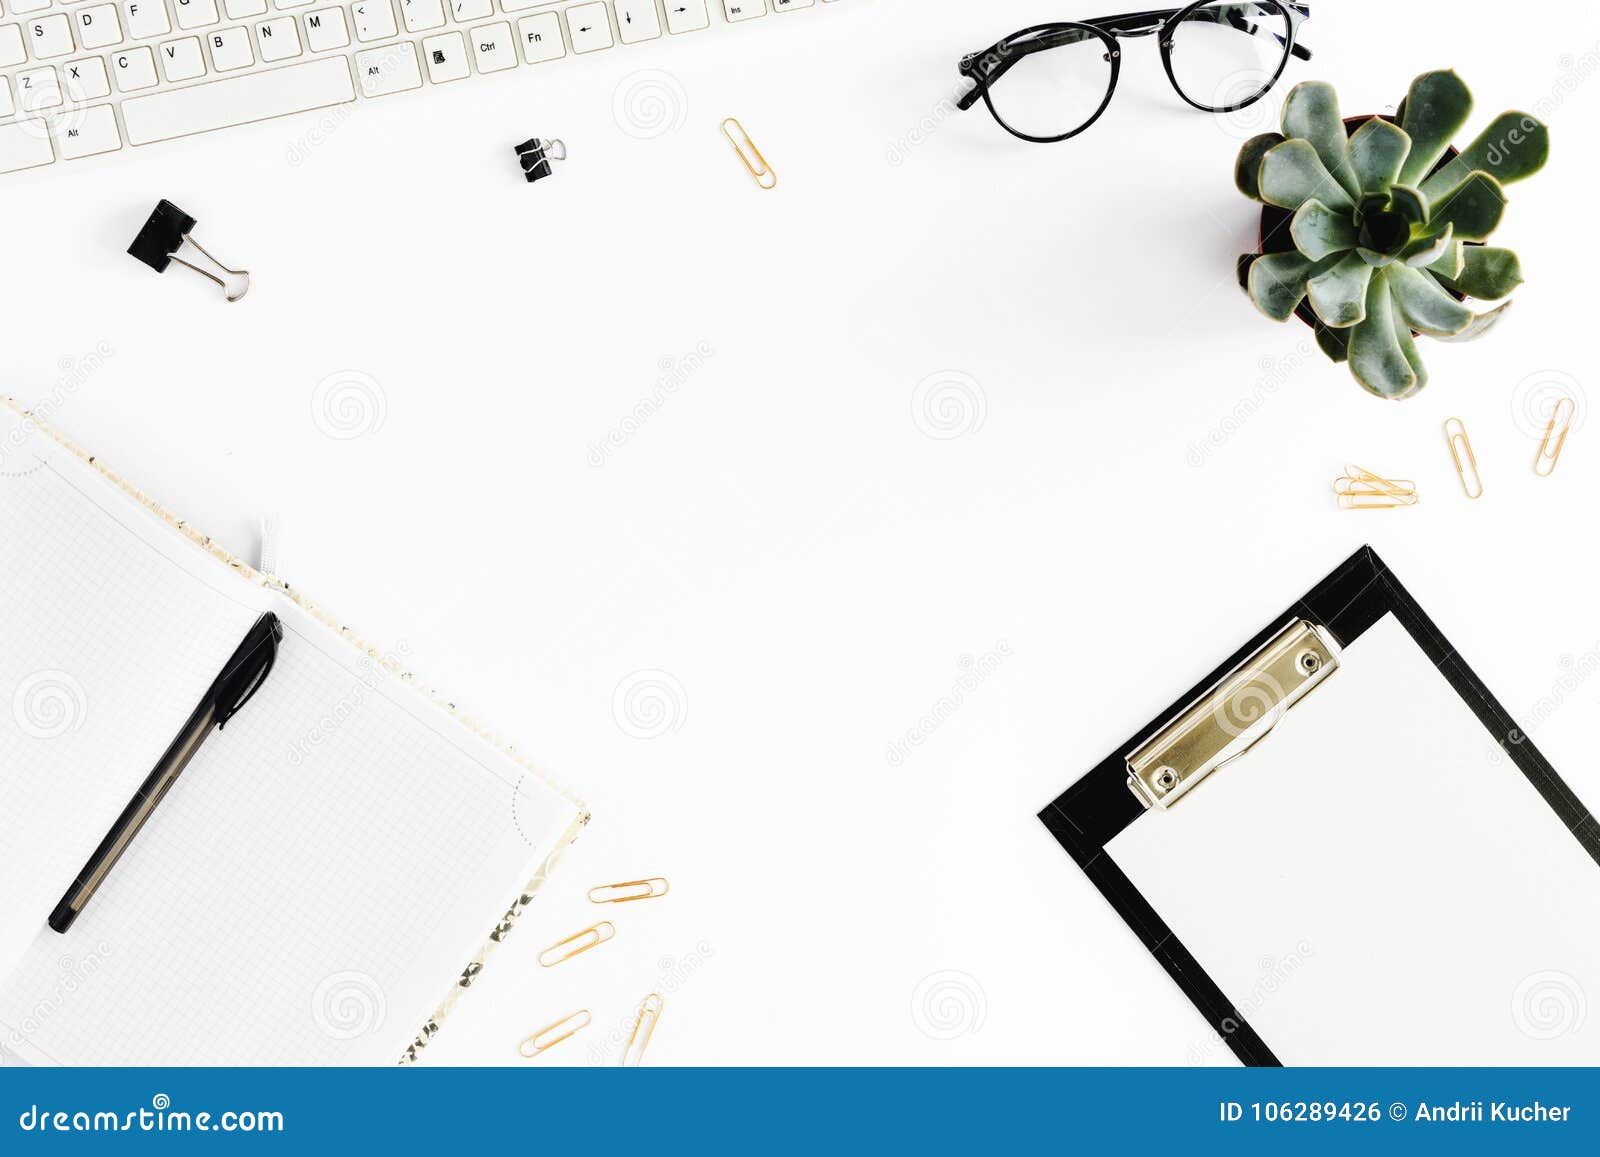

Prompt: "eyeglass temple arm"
[955,26,1104,112]
[1103,3,1312,61]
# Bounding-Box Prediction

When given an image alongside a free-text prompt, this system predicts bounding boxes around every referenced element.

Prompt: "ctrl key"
[0,120,55,174]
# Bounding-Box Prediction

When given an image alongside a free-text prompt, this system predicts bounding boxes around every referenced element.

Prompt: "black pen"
[48,612,283,934]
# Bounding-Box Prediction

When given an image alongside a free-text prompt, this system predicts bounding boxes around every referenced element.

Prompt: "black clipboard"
[1039,545,1600,1065]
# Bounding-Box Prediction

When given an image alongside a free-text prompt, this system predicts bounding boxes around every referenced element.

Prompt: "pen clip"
[214,614,282,727]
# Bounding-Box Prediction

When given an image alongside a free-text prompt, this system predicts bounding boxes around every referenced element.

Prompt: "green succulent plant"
[1236,70,1549,399]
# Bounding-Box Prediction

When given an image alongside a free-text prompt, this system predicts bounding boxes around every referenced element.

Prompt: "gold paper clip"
[1332,465,1417,509]
[538,921,615,967]
[588,878,670,904]
[1534,396,1575,477]
[621,994,664,1068]
[518,1010,591,1058]
[721,118,776,190]
[1444,418,1483,499]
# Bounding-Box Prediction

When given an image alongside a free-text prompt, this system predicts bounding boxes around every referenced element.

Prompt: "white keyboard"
[0,0,837,174]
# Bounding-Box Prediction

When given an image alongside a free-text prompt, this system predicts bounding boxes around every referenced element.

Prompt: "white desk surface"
[4,0,1599,1065]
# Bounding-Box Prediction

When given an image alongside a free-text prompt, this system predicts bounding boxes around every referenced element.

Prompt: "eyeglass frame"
[956,2,1313,144]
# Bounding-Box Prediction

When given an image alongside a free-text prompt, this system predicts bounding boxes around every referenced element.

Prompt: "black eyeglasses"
[957,3,1312,144]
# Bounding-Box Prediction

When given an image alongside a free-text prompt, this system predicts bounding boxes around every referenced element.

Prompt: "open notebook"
[0,401,587,1065]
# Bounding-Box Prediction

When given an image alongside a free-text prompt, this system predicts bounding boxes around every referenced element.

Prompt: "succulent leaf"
[1247,251,1330,321]
[1347,117,1412,194]
[1390,297,1429,398]
[1401,223,1454,268]
[1290,199,1358,261]
[1349,275,1421,398]
[1397,70,1474,186]
[1386,263,1475,335]
[1314,322,1350,364]
[1235,132,1287,201]
[1388,185,1429,226]
[1358,248,1396,269]
[1280,82,1362,200]
[1258,140,1356,212]
[1433,299,1514,343]
[1426,240,1465,280]
[1437,246,1524,300]
[1307,253,1375,328]
[1421,111,1551,200]
[1424,172,1506,241]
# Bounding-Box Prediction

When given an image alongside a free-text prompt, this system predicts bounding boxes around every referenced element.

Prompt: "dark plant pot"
[1256,114,1467,334]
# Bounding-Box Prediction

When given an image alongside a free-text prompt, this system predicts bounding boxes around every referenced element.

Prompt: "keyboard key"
[350,0,395,41]
[28,14,75,59]
[274,0,315,8]
[722,0,762,20]
[225,0,268,18]
[16,66,60,109]
[254,16,299,60]
[354,40,419,96]
[0,24,25,67]
[615,0,659,43]
[772,0,813,8]
[208,25,253,70]
[125,0,171,39]
[515,12,560,62]
[662,0,708,34]
[0,78,11,117]
[110,45,158,89]
[62,55,111,99]
[399,0,443,33]
[55,103,121,159]
[468,20,513,73]
[121,54,354,143]
[565,2,611,53]
[303,7,348,51]
[74,5,123,50]
[160,35,207,80]
[9,0,52,14]
[451,0,491,20]
[0,120,54,173]
[500,0,544,11]
[421,30,466,82]
[174,0,221,29]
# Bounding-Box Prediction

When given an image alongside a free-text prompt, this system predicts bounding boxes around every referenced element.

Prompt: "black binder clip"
[127,199,251,302]
[513,137,566,184]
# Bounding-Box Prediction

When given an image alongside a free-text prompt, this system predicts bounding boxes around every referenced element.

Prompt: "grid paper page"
[0,416,268,984]
[0,412,583,1064]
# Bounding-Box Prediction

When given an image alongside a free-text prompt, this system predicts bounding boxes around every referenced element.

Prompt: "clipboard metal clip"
[1126,619,1341,810]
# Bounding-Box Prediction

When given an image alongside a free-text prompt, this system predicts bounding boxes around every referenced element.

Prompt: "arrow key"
[565,1,614,53]
[663,0,709,34]
[615,0,660,43]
